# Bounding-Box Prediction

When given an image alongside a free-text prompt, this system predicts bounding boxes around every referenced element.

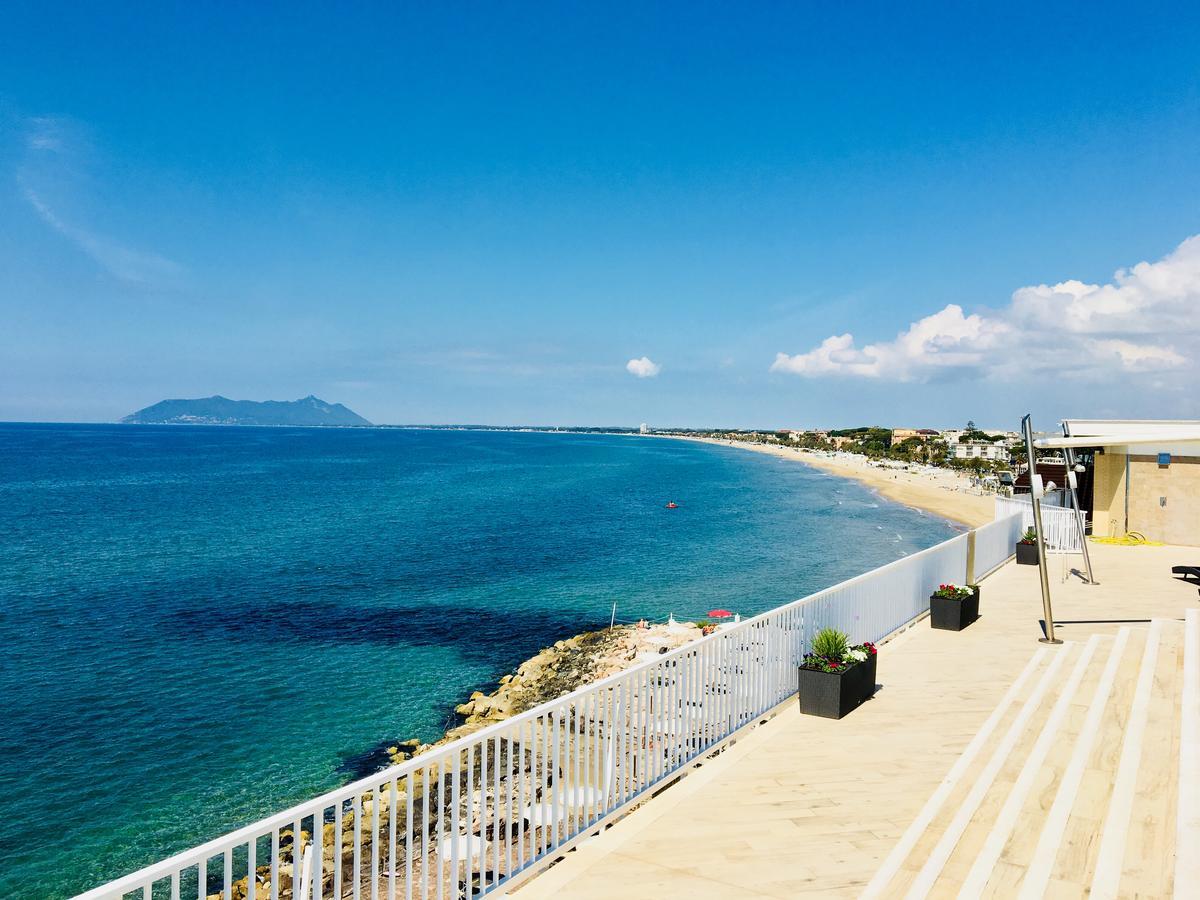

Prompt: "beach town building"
[952,440,1010,462]
[939,428,967,445]
[890,427,939,443]
[941,428,1018,447]
[1038,418,1200,546]
[638,423,649,434]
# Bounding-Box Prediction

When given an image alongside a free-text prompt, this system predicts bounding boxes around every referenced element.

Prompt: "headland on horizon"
[122,395,373,427]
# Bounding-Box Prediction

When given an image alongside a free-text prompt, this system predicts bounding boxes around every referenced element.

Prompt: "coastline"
[359,621,705,771]
[228,624,708,898]
[370,432,995,768]
[653,434,995,529]
[207,430,987,899]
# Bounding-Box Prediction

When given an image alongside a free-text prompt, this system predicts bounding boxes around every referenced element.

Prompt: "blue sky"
[3,3,1199,428]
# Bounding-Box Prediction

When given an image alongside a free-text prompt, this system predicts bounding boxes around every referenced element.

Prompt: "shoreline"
[219,432,992,898]
[352,621,705,775]
[654,434,995,529]
[362,433,995,772]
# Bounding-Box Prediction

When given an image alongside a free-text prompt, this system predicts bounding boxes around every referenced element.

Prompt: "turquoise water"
[0,425,958,898]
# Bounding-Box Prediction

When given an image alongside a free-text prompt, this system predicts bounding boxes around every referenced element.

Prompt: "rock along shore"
[216,621,704,899]
[377,620,704,767]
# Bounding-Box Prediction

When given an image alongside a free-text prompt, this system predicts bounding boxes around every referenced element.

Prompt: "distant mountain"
[122,395,373,427]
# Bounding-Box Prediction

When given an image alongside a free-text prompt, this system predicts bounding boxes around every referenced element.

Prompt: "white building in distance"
[953,441,1010,462]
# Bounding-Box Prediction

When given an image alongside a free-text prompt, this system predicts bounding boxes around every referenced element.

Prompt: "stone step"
[867,614,1193,899]
[867,642,1074,897]
[958,631,1126,897]
[915,637,1102,897]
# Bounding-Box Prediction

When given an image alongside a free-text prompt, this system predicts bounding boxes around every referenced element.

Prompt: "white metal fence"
[993,495,1083,554]
[76,514,1023,900]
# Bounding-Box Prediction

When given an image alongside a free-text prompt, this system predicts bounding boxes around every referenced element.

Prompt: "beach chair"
[1171,565,1200,583]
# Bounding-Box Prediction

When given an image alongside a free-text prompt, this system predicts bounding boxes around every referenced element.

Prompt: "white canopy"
[1034,419,1200,451]
[1034,431,1200,449]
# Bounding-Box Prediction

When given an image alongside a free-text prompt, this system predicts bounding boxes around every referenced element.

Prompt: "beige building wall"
[1092,451,1200,546]
[1092,452,1127,538]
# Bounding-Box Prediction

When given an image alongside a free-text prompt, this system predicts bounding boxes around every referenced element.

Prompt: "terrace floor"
[513,542,1200,899]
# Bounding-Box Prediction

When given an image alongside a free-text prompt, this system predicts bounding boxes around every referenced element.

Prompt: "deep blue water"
[0,424,958,898]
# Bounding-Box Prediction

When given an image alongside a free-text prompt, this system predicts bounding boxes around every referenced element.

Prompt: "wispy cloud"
[17,115,182,287]
[772,235,1200,383]
[22,184,182,286]
[626,356,661,378]
[26,116,65,152]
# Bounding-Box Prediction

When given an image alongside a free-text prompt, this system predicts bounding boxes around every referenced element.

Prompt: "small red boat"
[665,501,679,509]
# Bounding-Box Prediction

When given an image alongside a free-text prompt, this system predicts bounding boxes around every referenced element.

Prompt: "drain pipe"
[1022,414,1061,644]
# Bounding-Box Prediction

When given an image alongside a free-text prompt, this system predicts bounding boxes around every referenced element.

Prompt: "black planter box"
[798,653,877,719]
[1016,542,1039,565]
[930,586,980,631]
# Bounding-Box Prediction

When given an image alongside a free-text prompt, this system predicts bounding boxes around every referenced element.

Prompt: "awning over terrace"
[1033,419,1200,451]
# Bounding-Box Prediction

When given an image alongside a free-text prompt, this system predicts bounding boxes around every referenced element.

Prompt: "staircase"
[864,609,1199,899]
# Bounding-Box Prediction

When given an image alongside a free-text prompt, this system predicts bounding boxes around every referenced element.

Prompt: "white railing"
[974,509,1027,577]
[993,495,1083,554]
[76,515,1022,900]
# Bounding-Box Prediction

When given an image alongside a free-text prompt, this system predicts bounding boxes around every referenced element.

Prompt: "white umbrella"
[666,614,689,633]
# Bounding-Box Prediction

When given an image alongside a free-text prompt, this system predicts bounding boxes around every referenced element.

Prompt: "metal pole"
[1023,414,1061,644]
[1060,423,1097,584]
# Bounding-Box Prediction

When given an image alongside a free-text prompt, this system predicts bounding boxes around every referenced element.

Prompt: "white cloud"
[23,186,182,286]
[626,356,661,378]
[18,115,182,287]
[1086,339,1187,372]
[773,235,1200,382]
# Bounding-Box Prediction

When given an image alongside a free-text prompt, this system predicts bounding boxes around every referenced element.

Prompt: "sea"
[0,424,959,898]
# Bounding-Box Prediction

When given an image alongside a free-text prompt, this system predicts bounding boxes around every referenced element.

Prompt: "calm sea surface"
[0,424,958,897]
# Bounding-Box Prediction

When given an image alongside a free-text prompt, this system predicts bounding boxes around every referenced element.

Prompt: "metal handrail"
[994,495,1083,553]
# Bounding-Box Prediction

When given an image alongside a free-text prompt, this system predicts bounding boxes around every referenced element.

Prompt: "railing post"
[965,529,976,585]
[296,842,314,900]
[1061,437,1098,585]
[1023,414,1061,645]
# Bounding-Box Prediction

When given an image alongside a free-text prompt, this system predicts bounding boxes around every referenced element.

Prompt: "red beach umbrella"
[708,609,733,619]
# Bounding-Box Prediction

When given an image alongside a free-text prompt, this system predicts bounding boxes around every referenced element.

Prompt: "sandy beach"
[660,435,996,528]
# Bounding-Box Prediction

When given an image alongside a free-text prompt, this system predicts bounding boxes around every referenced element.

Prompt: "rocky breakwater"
[445,621,702,744]
[214,621,703,900]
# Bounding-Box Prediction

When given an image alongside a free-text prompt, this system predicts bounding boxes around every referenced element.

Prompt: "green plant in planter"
[1019,527,1038,545]
[811,627,849,659]
[801,628,876,673]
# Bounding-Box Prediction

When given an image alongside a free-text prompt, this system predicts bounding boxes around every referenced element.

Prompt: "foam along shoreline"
[657,435,995,529]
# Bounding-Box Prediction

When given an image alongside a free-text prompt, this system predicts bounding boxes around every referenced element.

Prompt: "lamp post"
[1022,414,1061,644]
